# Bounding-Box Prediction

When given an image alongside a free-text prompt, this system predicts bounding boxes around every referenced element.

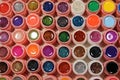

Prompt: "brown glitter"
[43,31,54,41]
[28,76,39,80]
[74,46,85,57]
[90,62,102,74]
[12,61,23,72]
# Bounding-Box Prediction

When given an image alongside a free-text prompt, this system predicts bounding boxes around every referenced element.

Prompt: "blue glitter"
[118,3,120,12]
[43,61,54,72]
[12,16,23,26]
[43,1,53,12]
[105,46,117,58]
[72,16,84,27]
[58,46,69,58]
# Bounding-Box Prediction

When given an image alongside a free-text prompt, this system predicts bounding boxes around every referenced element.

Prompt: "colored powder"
[27,14,39,26]
[12,61,23,72]
[27,44,39,56]
[74,62,86,74]
[42,16,53,26]
[105,31,118,42]
[59,62,70,73]
[71,0,85,15]
[0,3,9,13]
[88,0,99,12]
[106,62,118,74]
[103,16,115,28]
[12,45,23,57]
[13,77,22,80]
[0,32,9,42]
[0,47,8,58]
[74,46,85,58]
[58,46,69,58]
[43,30,54,41]
[29,76,39,80]
[0,17,8,28]
[105,46,117,58]
[43,61,54,72]
[12,16,23,26]
[74,30,85,42]
[59,31,70,42]
[72,16,84,27]
[90,31,101,42]
[110,78,118,80]
[0,62,8,73]
[27,60,38,71]
[0,78,6,80]
[43,1,53,12]
[90,46,101,58]
[57,16,68,27]
[118,3,120,12]
[61,78,69,80]
[87,14,100,27]
[28,30,39,40]
[14,30,24,41]
[28,0,38,11]
[43,45,54,57]
[102,0,115,13]
[57,2,68,12]
[90,62,102,74]
[14,2,24,12]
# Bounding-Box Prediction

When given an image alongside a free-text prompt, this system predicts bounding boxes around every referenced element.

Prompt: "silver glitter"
[74,62,86,73]
[14,2,24,12]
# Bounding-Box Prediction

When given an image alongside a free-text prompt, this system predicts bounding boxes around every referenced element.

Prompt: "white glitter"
[30,31,38,39]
